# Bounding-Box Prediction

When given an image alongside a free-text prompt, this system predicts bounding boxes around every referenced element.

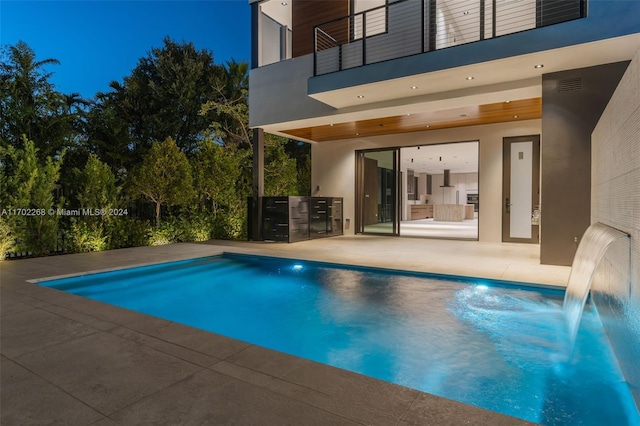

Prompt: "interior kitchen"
[400,141,479,240]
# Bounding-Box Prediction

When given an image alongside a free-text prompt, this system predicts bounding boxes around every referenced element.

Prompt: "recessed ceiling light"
[281,1,288,5]
[426,125,430,128]
[406,113,411,116]
[466,76,474,80]
[411,86,418,90]
[357,95,365,98]
[356,133,359,135]
[513,115,519,118]
[534,64,544,69]
[505,100,511,103]
[463,11,469,15]
[329,123,334,126]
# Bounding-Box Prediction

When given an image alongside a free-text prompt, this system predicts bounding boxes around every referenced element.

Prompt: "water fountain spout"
[563,222,630,346]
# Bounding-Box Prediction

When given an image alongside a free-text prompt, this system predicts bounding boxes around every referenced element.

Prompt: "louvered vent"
[558,78,583,93]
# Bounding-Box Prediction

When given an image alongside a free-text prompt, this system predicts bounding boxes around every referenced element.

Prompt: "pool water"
[41,254,640,425]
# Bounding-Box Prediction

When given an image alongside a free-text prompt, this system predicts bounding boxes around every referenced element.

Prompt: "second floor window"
[352,0,387,40]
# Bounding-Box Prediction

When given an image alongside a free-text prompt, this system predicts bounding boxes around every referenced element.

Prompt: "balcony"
[314,0,586,76]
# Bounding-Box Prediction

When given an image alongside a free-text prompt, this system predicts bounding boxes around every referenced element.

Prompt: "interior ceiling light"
[466,76,474,80]
[281,2,288,5]
[329,123,334,126]
[407,113,412,116]
[513,115,519,118]
[411,86,418,90]
[357,95,365,98]
[356,133,360,135]
[534,64,544,68]
[426,125,430,127]
[463,11,469,15]
[505,100,511,103]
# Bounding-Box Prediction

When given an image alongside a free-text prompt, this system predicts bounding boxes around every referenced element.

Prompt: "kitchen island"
[434,204,475,222]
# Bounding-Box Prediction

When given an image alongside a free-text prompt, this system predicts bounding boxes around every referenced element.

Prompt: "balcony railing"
[314,0,586,76]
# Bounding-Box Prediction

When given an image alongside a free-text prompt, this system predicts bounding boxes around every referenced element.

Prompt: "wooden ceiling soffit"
[281,98,542,142]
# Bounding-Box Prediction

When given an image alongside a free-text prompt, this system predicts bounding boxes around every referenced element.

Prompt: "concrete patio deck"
[1,237,564,425]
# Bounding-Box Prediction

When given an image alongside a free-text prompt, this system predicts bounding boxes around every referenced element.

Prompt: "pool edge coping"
[30,249,566,294]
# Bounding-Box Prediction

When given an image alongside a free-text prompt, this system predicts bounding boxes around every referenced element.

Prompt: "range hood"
[440,169,454,187]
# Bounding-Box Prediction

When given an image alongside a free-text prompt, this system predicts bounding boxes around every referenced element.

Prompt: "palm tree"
[0,41,73,158]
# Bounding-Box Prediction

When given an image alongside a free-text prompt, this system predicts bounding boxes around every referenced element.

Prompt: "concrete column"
[540,61,628,265]
[250,1,260,69]
[250,128,264,240]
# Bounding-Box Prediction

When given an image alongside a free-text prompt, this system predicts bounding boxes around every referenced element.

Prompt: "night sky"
[1,0,251,98]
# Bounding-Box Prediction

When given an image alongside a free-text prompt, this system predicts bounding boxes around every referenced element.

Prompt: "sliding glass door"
[355,148,400,235]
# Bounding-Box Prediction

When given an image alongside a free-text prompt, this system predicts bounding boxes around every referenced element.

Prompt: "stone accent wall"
[591,48,640,407]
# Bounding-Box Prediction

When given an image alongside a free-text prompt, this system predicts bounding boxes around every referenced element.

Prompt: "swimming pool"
[40,254,640,425]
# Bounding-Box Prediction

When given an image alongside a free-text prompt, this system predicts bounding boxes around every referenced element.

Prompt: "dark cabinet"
[328,198,343,236]
[310,197,328,238]
[263,196,309,243]
[262,196,343,242]
[309,197,343,238]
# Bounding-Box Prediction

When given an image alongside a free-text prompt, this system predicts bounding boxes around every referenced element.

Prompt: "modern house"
[248,0,638,259]
[247,0,640,409]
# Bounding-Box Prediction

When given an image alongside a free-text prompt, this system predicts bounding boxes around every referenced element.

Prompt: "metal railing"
[314,0,586,76]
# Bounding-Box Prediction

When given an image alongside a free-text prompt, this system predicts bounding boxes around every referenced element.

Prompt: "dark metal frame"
[349,0,390,42]
[501,134,541,244]
[313,0,587,76]
[354,147,401,236]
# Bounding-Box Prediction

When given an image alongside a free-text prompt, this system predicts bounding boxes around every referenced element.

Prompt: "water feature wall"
[591,46,640,407]
[563,223,629,346]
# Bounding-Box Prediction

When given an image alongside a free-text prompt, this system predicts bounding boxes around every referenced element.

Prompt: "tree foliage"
[83,92,133,172]
[200,59,250,147]
[192,139,245,215]
[74,154,119,213]
[1,138,64,255]
[0,41,83,159]
[0,40,311,258]
[128,137,193,227]
[100,37,225,159]
[264,134,299,196]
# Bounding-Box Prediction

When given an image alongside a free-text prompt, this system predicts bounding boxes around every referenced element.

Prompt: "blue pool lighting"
[39,254,640,425]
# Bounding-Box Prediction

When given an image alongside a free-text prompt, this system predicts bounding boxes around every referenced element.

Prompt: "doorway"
[400,141,479,240]
[502,135,540,243]
[355,149,400,235]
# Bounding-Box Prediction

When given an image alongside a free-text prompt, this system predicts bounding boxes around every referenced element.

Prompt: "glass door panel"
[502,135,540,243]
[356,149,399,235]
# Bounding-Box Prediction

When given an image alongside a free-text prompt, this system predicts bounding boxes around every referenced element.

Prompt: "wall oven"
[467,193,479,212]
